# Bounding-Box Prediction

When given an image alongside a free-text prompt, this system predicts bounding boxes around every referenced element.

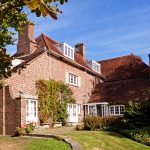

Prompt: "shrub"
[120,127,150,146]
[15,127,26,136]
[27,123,36,131]
[15,123,36,136]
[75,123,84,131]
[25,126,32,133]
[84,116,121,131]
[122,100,150,129]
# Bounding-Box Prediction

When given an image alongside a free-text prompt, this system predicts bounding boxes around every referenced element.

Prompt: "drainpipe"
[2,86,5,135]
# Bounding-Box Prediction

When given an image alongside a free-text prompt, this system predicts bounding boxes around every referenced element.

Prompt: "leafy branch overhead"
[0,0,67,80]
[25,0,68,19]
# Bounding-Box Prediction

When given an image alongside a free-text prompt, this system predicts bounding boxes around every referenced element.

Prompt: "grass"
[34,127,150,150]
[0,136,71,150]
[68,131,150,150]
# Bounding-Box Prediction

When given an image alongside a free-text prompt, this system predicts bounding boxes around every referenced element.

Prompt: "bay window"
[109,105,124,115]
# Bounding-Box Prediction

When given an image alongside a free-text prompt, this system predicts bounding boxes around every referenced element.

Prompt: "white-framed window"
[77,104,81,114]
[87,60,101,73]
[69,73,78,86]
[26,100,37,118]
[89,105,97,116]
[92,61,100,73]
[55,43,74,60]
[66,72,81,87]
[109,105,124,115]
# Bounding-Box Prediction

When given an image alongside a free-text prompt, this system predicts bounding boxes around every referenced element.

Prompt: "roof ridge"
[41,34,49,49]
[98,54,140,62]
[41,33,58,44]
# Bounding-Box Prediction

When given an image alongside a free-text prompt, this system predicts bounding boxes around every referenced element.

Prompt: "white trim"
[68,73,78,86]
[84,102,108,105]
[109,105,124,116]
[26,99,38,123]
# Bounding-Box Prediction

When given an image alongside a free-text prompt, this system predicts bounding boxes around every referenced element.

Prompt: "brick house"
[88,54,150,116]
[0,23,149,135]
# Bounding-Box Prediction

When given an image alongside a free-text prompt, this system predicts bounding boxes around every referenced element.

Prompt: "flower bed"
[15,123,36,136]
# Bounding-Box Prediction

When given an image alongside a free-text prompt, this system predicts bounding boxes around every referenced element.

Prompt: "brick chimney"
[75,43,86,60]
[17,23,36,56]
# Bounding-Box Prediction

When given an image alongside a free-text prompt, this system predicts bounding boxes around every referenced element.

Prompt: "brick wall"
[0,88,3,134]
[0,86,22,135]
[17,23,36,55]
[6,52,100,122]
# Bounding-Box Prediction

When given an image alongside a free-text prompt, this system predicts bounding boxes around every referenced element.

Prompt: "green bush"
[120,127,150,146]
[27,123,36,131]
[15,123,36,136]
[84,116,121,131]
[15,127,26,136]
[122,100,150,129]
[25,126,32,133]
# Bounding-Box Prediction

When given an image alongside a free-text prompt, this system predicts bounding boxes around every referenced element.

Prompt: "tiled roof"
[13,34,103,78]
[90,54,150,104]
[98,54,142,76]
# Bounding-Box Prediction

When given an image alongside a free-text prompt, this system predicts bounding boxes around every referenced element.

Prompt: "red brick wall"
[0,88,3,134]
[6,52,101,122]
[0,86,22,135]
[17,23,36,55]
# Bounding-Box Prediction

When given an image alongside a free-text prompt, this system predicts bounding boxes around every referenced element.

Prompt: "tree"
[0,0,68,80]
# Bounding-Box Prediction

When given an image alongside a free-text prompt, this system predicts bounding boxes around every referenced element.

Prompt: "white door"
[26,100,38,124]
[68,104,78,123]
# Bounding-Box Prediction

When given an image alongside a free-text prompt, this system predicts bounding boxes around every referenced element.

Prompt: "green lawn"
[68,131,150,150]
[0,136,71,150]
[34,127,150,150]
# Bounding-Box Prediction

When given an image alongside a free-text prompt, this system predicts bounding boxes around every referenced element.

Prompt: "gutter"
[47,49,105,79]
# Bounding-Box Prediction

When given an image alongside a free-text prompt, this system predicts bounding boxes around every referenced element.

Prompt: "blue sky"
[7,0,150,64]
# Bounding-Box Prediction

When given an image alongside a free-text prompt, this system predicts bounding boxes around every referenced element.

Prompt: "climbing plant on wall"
[36,79,75,125]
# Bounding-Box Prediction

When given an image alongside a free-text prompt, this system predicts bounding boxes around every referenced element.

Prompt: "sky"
[7,0,150,64]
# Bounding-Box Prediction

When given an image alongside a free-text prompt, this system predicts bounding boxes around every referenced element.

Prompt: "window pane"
[89,105,96,116]
[26,100,29,117]
[77,104,81,114]
[65,46,67,55]
[115,106,119,114]
[110,106,114,115]
[68,48,70,57]
[69,73,78,85]
[120,106,124,114]
[73,105,76,116]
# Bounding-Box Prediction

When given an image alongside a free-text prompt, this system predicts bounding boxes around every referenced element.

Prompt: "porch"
[83,103,124,117]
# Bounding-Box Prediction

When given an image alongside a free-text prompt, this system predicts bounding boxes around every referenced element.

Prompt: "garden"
[14,79,150,149]
[0,136,71,150]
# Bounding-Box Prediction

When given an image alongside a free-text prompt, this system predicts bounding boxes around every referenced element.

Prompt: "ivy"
[36,79,75,125]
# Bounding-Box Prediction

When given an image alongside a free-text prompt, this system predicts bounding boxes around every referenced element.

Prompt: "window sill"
[68,83,79,87]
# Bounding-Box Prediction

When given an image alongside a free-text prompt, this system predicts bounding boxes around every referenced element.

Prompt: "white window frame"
[109,105,124,115]
[92,61,100,73]
[68,73,78,86]
[26,99,38,122]
[63,43,74,60]
[77,104,81,115]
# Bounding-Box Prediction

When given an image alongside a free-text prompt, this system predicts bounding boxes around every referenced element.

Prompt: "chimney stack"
[17,23,36,56]
[75,43,86,60]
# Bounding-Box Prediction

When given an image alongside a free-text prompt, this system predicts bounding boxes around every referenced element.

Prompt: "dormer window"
[87,60,101,73]
[55,43,74,60]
